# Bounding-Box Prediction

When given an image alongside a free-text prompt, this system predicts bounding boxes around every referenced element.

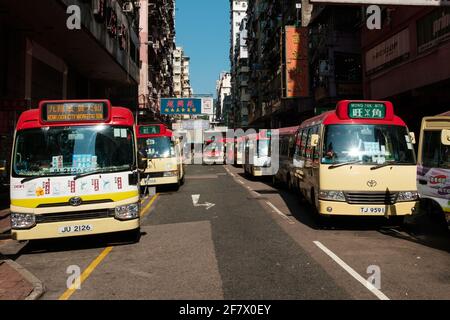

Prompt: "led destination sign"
[41,101,110,123]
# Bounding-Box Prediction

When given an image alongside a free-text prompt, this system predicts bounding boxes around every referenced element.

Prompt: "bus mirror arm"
[409,132,416,144]
[137,152,148,170]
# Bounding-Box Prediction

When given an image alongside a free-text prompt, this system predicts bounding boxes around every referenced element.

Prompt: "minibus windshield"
[322,124,416,165]
[138,136,175,159]
[13,126,135,177]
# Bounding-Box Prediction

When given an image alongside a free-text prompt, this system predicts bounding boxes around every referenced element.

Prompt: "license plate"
[360,207,385,214]
[58,225,93,234]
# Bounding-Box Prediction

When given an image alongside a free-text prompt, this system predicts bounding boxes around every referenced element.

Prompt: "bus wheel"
[180,175,185,186]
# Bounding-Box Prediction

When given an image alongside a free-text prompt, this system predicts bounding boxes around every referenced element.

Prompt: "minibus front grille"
[35,210,115,224]
[344,192,398,205]
[37,199,113,208]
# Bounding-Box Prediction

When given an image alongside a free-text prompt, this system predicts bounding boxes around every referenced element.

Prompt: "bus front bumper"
[12,217,140,241]
[318,200,419,217]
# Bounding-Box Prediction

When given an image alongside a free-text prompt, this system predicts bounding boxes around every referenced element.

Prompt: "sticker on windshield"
[121,129,127,138]
[52,156,63,169]
[114,128,121,138]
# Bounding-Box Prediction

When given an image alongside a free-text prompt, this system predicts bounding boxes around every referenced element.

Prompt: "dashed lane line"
[265,201,295,225]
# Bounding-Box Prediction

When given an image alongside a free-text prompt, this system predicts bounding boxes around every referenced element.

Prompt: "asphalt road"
[6,165,450,300]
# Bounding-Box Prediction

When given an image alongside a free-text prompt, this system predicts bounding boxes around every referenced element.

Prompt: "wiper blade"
[74,169,107,181]
[21,175,45,184]
[370,161,397,170]
[328,160,363,169]
[74,167,131,180]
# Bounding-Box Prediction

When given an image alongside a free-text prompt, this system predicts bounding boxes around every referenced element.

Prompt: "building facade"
[173,46,193,98]
[215,72,232,123]
[231,19,251,128]
[246,0,314,129]
[139,0,176,123]
[230,0,250,128]
[361,6,450,133]
[0,0,141,177]
[308,6,363,114]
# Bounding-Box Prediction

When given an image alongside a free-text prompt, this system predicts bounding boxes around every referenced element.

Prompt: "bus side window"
[289,136,295,158]
[302,128,311,161]
[294,130,303,160]
[312,126,320,164]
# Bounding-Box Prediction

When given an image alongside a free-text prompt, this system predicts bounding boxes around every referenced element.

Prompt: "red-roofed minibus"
[293,100,419,223]
[137,124,185,189]
[10,100,141,241]
[273,126,300,188]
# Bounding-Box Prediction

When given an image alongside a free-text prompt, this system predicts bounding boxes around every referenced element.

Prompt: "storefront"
[362,7,450,134]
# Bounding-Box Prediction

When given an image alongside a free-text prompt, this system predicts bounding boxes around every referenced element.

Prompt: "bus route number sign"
[140,126,161,135]
[348,103,386,119]
[42,102,109,123]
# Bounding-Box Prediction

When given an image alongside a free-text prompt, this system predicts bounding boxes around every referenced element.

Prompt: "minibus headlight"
[163,171,178,178]
[115,203,140,221]
[11,213,36,229]
[397,191,419,202]
[319,190,346,202]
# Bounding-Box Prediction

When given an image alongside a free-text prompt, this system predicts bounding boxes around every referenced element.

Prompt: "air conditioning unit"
[123,2,134,13]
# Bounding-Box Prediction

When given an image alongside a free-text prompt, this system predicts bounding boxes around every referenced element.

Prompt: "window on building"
[334,52,362,82]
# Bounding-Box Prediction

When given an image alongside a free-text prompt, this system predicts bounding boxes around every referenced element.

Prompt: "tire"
[180,174,185,186]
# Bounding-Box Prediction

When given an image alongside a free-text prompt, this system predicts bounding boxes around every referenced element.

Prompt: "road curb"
[4,260,45,300]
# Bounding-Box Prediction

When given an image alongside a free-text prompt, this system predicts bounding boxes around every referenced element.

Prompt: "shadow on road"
[252,178,450,253]
[14,230,148,257]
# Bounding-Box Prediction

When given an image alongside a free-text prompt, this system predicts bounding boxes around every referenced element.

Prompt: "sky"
[175,0,230,96]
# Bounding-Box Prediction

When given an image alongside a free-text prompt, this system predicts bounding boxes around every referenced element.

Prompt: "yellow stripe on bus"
[11,191,139,208]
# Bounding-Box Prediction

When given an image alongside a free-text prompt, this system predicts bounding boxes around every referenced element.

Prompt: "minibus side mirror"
[409,132,416,144]
[442,129,450,146]
[138,151,148,170]
[311,134,319,148]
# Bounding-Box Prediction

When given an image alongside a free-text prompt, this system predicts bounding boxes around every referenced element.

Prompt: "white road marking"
[265,201,295,225]
[192,194,216,210]
[224,166,235,177]
[313,241,390,301]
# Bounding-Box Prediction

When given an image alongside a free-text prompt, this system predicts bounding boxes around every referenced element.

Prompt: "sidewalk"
[0,209,10,236]
[0,210,45,300]
[0,260,45,300]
